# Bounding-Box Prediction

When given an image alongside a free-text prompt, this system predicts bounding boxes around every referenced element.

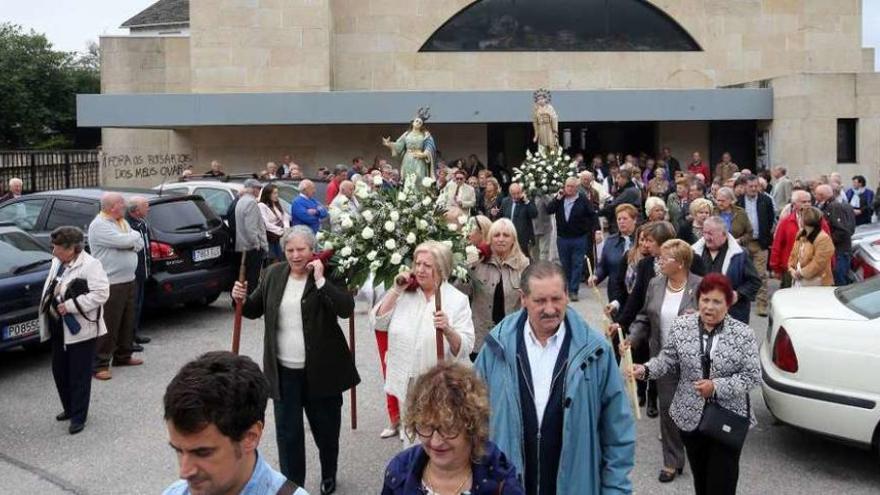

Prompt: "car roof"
[158,181,243,190]
[29,188,159,200]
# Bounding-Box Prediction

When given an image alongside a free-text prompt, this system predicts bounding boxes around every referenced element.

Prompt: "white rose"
[367,250,377,261]
[398,192,407,201]
[362,210,374,222]
[370,260,382,271]
[373,175,384,186]
[421,177,434,187]
[385,238,397,250]
[465,245,480,264]
[406,232,417,244]
[362,227,374,240]
[323,241,333,251]
[422,197,432,206]
[316,232,325,241]
[447,223,459,232]
[339,246,352,257]
[442,240,453,248]
[338,196,349,205]
[390,253,403,265]
[390,211,400,222]
[418,219,429,230]
[341,216,354,230]
[384,220,395,232]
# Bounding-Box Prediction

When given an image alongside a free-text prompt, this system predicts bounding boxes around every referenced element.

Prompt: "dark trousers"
[833,252,852,286]
[681,429,743,495]
[557,234,587,294]
[657,377,685,470]
[96,281,136,370]
[133,275,145,337]
[275,366,342,486]
[50,318,97,426]
[239,249,264,295]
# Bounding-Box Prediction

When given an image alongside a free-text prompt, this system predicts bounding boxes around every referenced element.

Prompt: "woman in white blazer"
[39,227,109,434]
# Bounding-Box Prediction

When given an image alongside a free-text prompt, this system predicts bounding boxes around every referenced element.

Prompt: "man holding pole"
[475,261,635,495]
[231,225,358,495]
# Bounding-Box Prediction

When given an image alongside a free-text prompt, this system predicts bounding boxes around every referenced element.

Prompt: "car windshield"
[0,231,52,276]
[835,277,880,319]
[149,199,223,233]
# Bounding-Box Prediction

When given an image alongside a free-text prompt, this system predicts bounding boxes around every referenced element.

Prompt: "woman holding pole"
[231,225,359,495]
[616,239,701,483]
[371,241,475,445]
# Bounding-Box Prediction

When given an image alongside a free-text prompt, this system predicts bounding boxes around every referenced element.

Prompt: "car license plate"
[3,319,39,340]
[193,246,222,263]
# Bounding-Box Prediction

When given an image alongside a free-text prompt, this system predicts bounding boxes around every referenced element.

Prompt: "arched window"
[420,0,701,52]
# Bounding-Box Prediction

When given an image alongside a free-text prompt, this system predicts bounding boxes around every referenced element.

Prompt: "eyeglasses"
[657,256,678,264]
[414,424,462,440]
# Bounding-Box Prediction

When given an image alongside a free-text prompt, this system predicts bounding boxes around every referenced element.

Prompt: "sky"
[1,0,879,69]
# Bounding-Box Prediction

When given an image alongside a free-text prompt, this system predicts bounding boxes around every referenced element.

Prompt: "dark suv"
[0,189,234,308]
[0,224,53,351]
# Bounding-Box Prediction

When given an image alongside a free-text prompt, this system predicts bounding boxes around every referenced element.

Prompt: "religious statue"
[532,88,559,152]
[382,107,436,181]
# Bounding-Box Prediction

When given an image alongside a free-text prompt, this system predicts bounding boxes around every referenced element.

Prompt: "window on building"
[420,0,701,52]
[837,119,857,163]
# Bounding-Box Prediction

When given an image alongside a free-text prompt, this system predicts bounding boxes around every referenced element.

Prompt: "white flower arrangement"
[512,146,578,196]
[320,175,471,289]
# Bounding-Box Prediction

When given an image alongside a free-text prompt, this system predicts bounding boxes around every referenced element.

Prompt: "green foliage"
[0,23,100,149]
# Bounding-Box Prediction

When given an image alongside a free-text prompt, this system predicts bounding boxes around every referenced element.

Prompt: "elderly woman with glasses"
[619,239,701,483]
[382,362,524,494]
[39,226,110,435]
[372,241,475,443]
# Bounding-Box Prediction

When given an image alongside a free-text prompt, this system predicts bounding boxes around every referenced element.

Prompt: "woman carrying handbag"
[631,273,760,495]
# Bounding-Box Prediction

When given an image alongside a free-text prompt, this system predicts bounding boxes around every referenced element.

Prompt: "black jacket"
[479,193,505,221]
[242,262,360,400]
[599,182,642,229]
[546,193,598,239]
[595,233,632,305]
[501,197,538,251]
[736,193,776,249]
[818,200,856,252]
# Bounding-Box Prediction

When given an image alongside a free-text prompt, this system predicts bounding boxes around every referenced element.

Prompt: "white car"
[154,180,299,220]
[761,277,880,453]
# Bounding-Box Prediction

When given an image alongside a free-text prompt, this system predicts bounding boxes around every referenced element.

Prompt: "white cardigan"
[38,252,110,345]
[370,283,475,401]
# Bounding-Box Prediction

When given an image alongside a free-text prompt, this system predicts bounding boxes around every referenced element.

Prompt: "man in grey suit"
[501,183,538,255]
[235,179,268,295]
[770,166,792,216]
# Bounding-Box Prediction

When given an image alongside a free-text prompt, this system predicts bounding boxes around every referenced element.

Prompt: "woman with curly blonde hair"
[381,362,524,495]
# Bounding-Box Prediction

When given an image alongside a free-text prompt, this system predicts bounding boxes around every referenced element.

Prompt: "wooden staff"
[584,256,613,344]
[231,252,247,355]
[348,303,357,430]
[617,326,642,420]
[435,283,444,361]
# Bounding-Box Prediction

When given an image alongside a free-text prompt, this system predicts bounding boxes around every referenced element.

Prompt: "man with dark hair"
[816,184,855,285]
[347,156,364,179]
[846,175,875,226]
[325,165,348,204]
[737,175,775,316]
[599,168,641,231]
[163,351,307,495]
[476,261,635,495]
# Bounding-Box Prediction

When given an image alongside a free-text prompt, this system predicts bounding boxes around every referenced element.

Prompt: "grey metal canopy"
[77,89,772,128]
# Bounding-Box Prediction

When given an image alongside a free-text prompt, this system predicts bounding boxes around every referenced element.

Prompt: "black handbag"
[695,326,750,450]
[63,278,102,326]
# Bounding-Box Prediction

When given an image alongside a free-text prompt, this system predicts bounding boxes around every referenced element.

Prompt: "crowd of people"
[5,143,879,495]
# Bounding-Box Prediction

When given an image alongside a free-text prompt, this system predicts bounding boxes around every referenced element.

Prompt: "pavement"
[1,284,879,494]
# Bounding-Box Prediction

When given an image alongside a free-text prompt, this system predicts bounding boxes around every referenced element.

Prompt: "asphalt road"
[1,287,878,494]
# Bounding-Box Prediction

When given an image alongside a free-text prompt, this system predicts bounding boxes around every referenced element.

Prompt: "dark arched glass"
[420,0,701,52]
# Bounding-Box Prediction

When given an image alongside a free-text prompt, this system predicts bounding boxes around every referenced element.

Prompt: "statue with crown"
[382,107,437,182]
[513,89,577,196]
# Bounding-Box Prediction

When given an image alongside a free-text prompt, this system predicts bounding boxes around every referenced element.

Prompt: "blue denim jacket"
[163,451,308,495]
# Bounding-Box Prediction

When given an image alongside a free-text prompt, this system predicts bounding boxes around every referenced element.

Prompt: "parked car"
[0,189,234,308]
[761,277,880,454]
[0,224,53,351]
[851,223,880,281]
[155,178,304,220]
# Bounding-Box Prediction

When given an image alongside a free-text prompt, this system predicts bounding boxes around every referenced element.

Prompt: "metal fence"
[0,150,100,192]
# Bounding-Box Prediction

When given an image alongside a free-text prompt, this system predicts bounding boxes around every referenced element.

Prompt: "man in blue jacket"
[291,179,328,233]
[476,261,635,495]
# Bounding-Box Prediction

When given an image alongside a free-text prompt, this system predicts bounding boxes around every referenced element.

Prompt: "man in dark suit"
[501,183,538,255]
[547,177,599,301]
[600,168,642,232]
[736,175,775,316]
[125,196,152,350]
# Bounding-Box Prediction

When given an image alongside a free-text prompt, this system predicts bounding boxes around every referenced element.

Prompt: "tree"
[0,23,100,149]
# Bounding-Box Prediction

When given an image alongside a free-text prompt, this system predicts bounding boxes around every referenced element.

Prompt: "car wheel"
[187,292,222,307]
[22,341,50,353]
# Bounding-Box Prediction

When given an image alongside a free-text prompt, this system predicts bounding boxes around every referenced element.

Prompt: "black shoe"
[638,396,646,407]
[134,335,151,344]
[646,403,659,418]
[658,468,682,483]
[132,343,144,353]
[69,423,85,435]
[55,412,70,421]
[320,477,336,495]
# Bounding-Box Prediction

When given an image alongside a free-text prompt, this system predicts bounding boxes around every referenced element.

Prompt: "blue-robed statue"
[382,106,436,181]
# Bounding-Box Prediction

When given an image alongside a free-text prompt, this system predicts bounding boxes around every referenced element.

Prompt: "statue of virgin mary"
[382,107,436,181]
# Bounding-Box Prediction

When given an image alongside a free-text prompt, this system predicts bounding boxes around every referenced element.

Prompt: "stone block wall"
[100,36,191,94]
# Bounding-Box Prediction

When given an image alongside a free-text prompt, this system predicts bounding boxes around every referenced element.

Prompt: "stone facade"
[97,0,878,188]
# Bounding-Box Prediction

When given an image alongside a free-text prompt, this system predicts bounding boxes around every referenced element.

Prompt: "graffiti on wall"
[103,153,193,181]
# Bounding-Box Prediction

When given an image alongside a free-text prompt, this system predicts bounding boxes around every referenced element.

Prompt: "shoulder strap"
[276,479,299,495]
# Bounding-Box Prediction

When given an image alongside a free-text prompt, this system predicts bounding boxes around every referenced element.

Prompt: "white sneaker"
[379,427,399,439]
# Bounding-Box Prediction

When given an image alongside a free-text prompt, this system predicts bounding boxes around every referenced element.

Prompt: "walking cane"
[349,292,357,430]
[584,256,613,345]
[435,284,444,361]
[617,326,642,420]
[231,252,247,355]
